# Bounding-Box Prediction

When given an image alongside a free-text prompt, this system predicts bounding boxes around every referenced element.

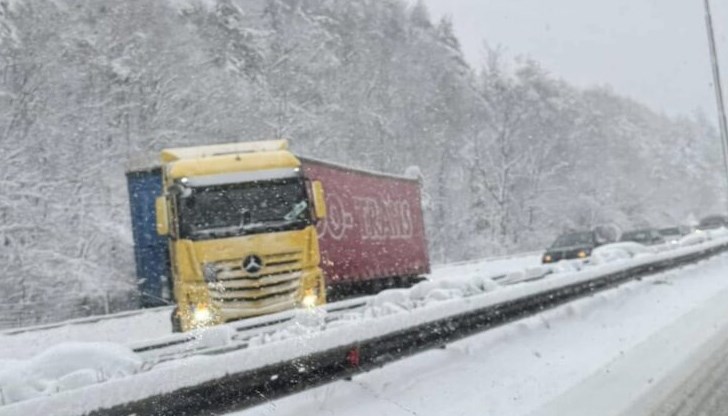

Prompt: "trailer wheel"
[171,308,182,333]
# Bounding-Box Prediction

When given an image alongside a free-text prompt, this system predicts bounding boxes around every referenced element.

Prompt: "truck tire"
[171,308,182,333]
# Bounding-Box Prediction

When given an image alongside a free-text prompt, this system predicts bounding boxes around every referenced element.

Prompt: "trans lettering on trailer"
[354,195,414,241]
[302,157,430,286]
[317,193,414,241]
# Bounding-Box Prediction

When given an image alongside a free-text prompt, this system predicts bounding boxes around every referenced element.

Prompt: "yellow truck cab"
[154,140,327,331]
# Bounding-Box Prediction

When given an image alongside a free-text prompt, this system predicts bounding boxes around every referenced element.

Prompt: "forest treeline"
[0,0,721,326]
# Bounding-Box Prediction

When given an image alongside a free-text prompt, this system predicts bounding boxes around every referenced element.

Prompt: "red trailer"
[301,158,430,299]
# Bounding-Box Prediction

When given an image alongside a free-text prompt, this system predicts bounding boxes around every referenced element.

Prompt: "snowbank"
[589,242,652,265]
[231,250,728,416]
[5,237,728,414]
[679,228,728,247]
[680,232,709,247]
[0,343,143,405]
[363,274,500,319]
[500,265,555,285]
[0,306,173,361]
[708,228,728,239]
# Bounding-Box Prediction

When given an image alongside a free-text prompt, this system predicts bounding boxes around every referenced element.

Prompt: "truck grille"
[204,251,304,306]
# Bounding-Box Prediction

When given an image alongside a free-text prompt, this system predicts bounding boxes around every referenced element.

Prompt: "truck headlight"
[191,303,212,324]
[301,287,319,309]
[577,250,588,258]
[542,254,552,263]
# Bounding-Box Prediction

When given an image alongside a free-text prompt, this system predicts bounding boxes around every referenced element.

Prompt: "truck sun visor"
[184,168,301,187]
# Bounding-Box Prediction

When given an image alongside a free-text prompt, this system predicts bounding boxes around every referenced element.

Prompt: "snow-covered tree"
[0,0,723,327]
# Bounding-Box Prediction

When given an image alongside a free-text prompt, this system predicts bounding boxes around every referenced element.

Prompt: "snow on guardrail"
[0,343,144,406]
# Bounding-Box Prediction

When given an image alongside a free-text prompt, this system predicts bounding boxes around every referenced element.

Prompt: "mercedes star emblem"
[242,255,263,274]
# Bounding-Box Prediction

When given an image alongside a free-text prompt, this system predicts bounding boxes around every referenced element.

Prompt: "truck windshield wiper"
[283,201,308,221]
[191,217,306,238]
[236,218,306,233]
[191,224,248,238]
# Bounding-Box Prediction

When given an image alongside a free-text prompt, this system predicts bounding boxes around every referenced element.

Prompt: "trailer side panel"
[302,159,430,291]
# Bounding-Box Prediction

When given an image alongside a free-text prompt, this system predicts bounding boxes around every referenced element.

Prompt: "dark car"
[542,231,598,264]
[620,228,665,246]
[697,215,728,231]
[658,226,691,244]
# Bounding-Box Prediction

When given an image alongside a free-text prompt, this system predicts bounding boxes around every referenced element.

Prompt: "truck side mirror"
[155,196,169,236]
[311,181,327,220]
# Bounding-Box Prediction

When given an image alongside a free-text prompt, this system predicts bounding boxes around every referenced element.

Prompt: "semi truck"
[126,140,430,331]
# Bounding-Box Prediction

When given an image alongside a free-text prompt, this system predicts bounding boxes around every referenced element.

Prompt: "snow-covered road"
[230,252,728,416]
[650,332,728,416]
[2,236,727,415]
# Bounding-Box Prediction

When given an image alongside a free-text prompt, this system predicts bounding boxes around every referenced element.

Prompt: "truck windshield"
[176,178,311,240]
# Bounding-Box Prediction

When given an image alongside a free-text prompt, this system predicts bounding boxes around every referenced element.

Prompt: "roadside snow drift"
[2,233,728,414]
[589,242,652,265]
[0,343,143,405]
[232,249,728,416]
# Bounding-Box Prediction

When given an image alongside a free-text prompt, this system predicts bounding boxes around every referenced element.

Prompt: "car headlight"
[577,250,588,258]
[543,254,552,263]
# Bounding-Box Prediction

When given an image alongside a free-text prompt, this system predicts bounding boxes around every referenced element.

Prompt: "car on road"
[658,226,691,244]
[542,231,600,264]
[620,228,665,246]
[697,215,728,231]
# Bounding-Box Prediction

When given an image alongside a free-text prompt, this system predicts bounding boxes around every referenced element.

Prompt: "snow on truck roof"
[160,139,289,162]
[167,151,299,179]
[124,153,161,173]
[299,156,421,183]
[125,139,421,182]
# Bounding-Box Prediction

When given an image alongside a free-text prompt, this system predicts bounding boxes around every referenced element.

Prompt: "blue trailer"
[125,167,172,307]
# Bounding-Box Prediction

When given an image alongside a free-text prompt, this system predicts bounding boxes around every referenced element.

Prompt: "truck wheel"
[171,308,182,333]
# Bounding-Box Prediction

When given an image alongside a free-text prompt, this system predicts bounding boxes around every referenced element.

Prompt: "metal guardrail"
[0,305,174,336]
[88,240,728,416]
[0,253,532,336]
[130,296,370,363]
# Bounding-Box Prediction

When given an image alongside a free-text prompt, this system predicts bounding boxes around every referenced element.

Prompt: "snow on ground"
[0,251,541,411]
[0,343,143,406]
[2,237,723,415]
[589,241,653,265]
[0,307,173,361]
[0,253,539,362]
[534,280,728,416]
[431,252,546,287]
[229,251,728,416]
[1,238,725,414]
[430,253,542,281]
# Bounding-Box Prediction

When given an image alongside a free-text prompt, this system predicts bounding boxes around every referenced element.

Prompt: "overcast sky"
[424,0,728,119]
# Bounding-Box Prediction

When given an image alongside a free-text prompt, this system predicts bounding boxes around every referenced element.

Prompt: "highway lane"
[651,330,728,416]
